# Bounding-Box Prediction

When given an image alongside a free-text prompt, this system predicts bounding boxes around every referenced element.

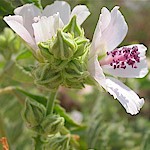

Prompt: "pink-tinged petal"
[102,44,148,78]
[32,13,63,44]
[70,5,90,25]
[105,77,144,115]
[14,4,41,37]
[4,15,36,50]
[88,55,106,89]
[42,1,70,25]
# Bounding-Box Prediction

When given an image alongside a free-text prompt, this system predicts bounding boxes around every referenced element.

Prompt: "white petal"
[90,7,111,57]
[105,77,144,115]
[3,15,36,50]
[89,18,102,58]
[42,1,71,25]
[70,5,90,25]
[99,7,111,32]
[32,13,63,44]
[14,4,41,37]
[88,55,106,89]
[90,6,128,57]
[102,44,148,78]
[91,6,128,57]
[53,13,64,33]
[32,17,54,44]
[102,6,128,52]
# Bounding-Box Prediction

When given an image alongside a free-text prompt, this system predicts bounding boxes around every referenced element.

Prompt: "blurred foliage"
[0,0,150,150]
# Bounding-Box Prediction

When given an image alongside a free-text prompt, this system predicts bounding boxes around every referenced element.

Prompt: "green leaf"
[54,104,81,128]
[0,0,14,16]
[13,49,36,82]
[16,87,47,107]
[16,50,33,60]
[1,60,33,83]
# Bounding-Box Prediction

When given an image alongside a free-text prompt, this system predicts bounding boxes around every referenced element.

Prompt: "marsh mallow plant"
[3,1,148,149]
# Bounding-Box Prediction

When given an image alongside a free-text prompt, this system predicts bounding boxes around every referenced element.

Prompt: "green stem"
[46,91,57,115]
[33,135,44,150]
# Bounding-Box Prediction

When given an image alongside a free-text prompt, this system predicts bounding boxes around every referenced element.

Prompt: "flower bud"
[49,30,77,60]
[64,59,89,88]
[63,15,83,38]
[22,98,46,127]
[32,63,62,90]
[74,37,89,57]
[41,114,64,135]
[38,41,53,62]
[45,134,71,150]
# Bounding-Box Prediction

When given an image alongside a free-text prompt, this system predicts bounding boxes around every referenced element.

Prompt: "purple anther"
[106,46,140,69]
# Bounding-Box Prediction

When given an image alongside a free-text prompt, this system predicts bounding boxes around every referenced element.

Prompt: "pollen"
[107,46,140,69]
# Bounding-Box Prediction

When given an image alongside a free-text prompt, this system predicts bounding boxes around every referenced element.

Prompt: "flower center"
[100,46,140,69]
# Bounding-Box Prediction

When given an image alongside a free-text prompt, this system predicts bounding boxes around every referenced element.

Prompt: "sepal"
[63,15,83,37]
[74,37,90,57]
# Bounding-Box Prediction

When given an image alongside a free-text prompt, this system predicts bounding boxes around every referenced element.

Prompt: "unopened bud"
[41,114,64,135]
[64,59,89,88]
[45,134,71,150]
[32,63,62,90]
[22,98,46,127]
[38,41,53,62]
[49,30,77,60]
[74,37,89,57]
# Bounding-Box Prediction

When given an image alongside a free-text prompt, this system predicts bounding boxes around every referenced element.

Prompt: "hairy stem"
[34,135,44,150]
[46,91,57,115]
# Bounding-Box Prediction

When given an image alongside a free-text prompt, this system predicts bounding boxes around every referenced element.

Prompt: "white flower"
[88,6,148,115]
[3,1,90,53]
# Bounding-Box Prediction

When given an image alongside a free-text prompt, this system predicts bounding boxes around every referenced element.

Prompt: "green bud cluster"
[32,16,90,90]
[41,114,64,135]
[45,134,71,150]
[22,98,64,135]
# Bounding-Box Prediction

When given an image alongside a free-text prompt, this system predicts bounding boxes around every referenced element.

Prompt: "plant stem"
[46,91,57,115]
[34,135,44,150]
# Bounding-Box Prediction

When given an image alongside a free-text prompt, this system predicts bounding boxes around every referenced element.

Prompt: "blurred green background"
[0,0,150,150]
